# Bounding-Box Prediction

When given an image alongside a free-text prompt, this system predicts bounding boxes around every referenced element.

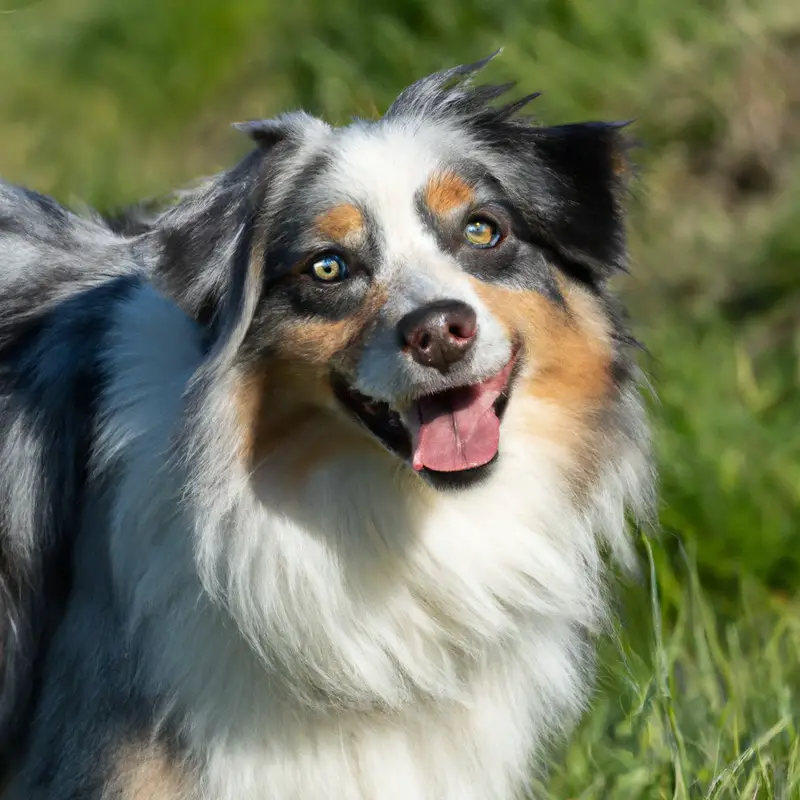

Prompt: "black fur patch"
[0,270,141,755]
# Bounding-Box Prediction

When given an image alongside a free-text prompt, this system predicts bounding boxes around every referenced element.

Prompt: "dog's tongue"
[409,362,513,473]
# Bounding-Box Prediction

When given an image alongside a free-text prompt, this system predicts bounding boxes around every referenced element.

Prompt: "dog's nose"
[398,299,478,373]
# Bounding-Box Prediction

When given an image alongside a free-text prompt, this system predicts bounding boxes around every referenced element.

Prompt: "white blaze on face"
[327,121,512,405]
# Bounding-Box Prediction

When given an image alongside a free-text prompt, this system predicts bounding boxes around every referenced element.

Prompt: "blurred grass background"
[1,0,799,795]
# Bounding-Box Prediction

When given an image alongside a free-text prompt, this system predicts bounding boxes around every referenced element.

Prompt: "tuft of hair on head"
[383,49,541,126]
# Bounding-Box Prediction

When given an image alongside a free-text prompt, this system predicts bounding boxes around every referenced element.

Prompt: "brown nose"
[398,300,478,373]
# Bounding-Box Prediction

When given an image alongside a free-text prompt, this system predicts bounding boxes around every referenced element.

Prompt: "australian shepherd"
[0,55,653,799]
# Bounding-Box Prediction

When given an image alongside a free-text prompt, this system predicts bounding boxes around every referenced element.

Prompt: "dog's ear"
[232,119,288,148]
[151,151,267,334]
[233,111,331,150]
[153,113,331,354]
[210,112,333,363]
[491,120,634,282]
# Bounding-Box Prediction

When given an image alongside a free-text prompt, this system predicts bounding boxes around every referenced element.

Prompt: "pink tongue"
[410,363,513,473]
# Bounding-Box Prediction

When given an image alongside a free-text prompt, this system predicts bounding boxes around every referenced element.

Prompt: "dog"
[0,54,654,799]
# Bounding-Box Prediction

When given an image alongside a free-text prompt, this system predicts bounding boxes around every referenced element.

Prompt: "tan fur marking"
[472,279,612,406]
[235,370,267,464]
[275,284,387,364]
[235,285,387,477]
[314,203,365,245]
[111,743,189,800]
[471,277,615,486]
[424,171,475,217]
[611,148,629,178]
[277,318,365,364]
[238,362,380,487]
[283,411,382,490]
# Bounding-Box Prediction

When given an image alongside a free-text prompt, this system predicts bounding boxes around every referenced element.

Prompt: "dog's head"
[118,56,655,718]
[158,55,639,500]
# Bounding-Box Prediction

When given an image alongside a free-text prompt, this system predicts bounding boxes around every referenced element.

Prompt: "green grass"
[536,538,800,799]
[1,0,799,795]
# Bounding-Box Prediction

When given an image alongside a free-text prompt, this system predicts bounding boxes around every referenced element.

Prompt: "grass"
[536,538,800,799]
[1,0,799,795]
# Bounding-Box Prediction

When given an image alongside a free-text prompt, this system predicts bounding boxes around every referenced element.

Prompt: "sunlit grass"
[535,535,800,799]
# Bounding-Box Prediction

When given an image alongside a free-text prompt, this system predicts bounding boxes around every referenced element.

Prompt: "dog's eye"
[310,254,348,283]
[464,218,501,248]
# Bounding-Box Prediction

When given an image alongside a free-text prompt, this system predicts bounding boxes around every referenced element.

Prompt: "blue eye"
[464,219,501,248]
[310,254,348,283]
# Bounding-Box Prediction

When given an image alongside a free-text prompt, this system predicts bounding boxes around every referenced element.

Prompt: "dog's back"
[0,183,141,757]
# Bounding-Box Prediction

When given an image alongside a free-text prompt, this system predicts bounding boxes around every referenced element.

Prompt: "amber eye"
[310,254,348,283]
[464,218,501,248]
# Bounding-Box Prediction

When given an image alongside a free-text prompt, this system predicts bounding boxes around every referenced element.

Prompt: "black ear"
[460,111,634,282]
[232,111,330,149]
[232,119,289,149]
[152,149,265,331]
[153,111,331,343]
[519,120,635,280]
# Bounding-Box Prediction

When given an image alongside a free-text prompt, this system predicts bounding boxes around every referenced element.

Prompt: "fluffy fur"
[0,55,654,799]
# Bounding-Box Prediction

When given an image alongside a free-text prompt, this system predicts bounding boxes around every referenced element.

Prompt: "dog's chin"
[418,455,500,491]
[330,356,519,492]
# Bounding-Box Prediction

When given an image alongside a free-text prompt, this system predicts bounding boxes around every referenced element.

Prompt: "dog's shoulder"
[0,179,148,759]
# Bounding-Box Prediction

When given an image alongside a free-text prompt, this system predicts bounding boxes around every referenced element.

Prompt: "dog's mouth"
[332,351,519,490]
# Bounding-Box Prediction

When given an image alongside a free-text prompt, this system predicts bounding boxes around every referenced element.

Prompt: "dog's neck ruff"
[95,286,650,800]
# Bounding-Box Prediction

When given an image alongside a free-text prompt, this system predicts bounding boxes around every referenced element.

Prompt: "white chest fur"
[96,285,648,800]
